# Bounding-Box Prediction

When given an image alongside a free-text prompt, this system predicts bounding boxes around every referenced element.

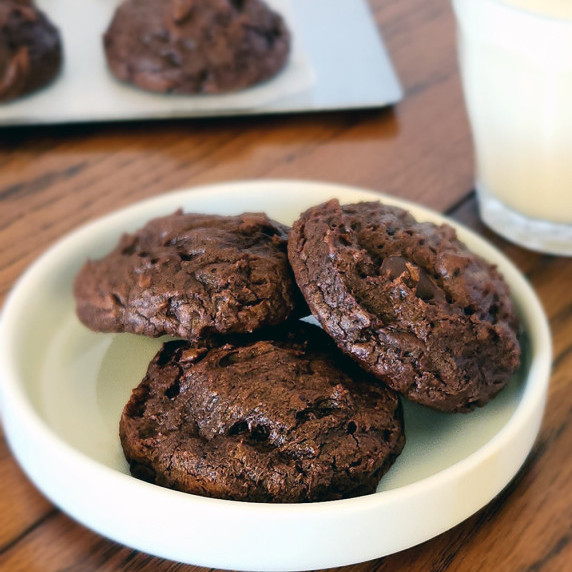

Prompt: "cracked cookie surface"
[119,323,405,502]
[74,210,303,341]
[103,0,290,94]
[288,199,521,413]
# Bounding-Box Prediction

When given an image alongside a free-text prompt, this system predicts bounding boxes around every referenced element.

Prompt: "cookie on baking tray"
[74,210,304,341]
[103,0,290,94]
[119,322,405,502]
[288,199,521,413]
[0,0,62,102]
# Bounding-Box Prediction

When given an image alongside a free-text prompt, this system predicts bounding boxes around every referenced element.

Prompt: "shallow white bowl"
[0,181,551,571]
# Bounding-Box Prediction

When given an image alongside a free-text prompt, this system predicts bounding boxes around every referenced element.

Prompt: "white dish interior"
[0,181,551,571]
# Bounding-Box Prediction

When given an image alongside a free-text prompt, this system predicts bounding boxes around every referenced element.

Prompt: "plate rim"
[0,179,552,570]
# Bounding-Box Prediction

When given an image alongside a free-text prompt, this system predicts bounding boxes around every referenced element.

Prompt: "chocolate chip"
[381,256,409,280]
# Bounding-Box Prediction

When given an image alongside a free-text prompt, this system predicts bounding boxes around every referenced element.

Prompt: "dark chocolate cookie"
[0,0,62,102]
[74,210,304,341]
[120,323,405,502]
[103,0,290,94]
[288,199,521,413]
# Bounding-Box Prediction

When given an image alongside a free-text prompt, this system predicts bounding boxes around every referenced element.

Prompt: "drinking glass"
[452,0,572,255]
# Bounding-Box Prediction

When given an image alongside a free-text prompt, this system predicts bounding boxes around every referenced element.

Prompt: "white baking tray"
[0,0,402,125]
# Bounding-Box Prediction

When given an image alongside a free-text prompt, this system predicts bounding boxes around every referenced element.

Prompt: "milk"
[453,0,572,229]
[501,0,572,19]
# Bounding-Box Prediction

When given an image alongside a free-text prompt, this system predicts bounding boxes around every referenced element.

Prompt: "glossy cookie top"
[74,209,304,341]
[288,199,521,412]
[119,322,405,502]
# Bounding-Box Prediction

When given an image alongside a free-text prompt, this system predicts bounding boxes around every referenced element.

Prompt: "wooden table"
[1,1,570,570]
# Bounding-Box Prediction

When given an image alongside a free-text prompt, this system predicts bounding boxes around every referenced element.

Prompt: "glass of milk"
[452,0,572,255]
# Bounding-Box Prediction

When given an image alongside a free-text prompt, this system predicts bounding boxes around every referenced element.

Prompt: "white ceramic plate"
[0,181,551,571]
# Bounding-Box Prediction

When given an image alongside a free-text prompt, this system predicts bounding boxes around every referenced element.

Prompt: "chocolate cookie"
[120,323,405,502]
[103,0,290,94]
[288,199,521,413]
[74,210,304,341]
[0,0,62,102]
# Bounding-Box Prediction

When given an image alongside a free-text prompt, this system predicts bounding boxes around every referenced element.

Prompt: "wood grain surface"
[0,1,570,571]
